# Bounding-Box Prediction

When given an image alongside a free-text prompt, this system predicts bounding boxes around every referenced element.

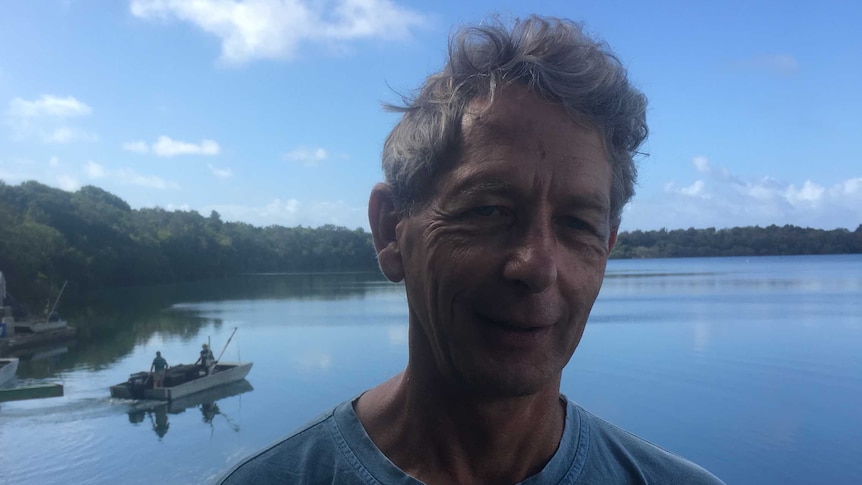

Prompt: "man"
[149,351,168,388]
[196,343,215,375]
[221,15,724,484]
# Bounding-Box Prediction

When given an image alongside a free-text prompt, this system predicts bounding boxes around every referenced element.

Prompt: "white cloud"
[838,177,862,196]
[152,135,220,156]
[283,146,328,166]
[130,0,426,65]
[166,202,192,212]
[7,95,92,118]
[0,157,75,187]
[0,157,177,194]
[678,180,706,197]
[208,163,233,179]
[4,95,96,143]
[83,160,179,189]
[122,137,220,156]
[44,126,98,144]
[785,180,825,205]
[693,156,710,173]
[624,157,862,231]
[115,168,179,189]
[56,174,80,191]
[690,156,740,184]
[208,197,366,228]
[85,160,106,178]
[123,140,150,153]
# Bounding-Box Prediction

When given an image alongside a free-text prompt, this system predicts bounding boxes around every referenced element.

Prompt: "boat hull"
[0,327,76,352]
[0,357,19,388]
[110,362,253,401]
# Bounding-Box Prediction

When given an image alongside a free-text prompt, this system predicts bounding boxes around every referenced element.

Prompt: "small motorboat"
[110,361,253,402]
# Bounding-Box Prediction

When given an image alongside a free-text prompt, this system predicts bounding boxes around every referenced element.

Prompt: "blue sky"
[1,0,860,232]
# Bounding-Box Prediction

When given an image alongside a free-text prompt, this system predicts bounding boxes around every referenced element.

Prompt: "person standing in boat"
[149,351,168,388]
[195,343,215,375]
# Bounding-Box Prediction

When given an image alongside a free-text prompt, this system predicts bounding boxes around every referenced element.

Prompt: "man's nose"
[502,222,558,293]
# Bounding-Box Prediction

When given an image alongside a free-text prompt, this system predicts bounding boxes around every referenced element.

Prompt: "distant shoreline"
[2,180,860,307]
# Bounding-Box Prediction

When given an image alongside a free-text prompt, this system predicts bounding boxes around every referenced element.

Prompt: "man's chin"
[455,364,560,399]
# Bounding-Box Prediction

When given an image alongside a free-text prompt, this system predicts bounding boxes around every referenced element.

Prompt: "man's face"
[392,86,616,397]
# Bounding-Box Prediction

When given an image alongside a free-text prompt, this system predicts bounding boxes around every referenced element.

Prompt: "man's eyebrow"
[561,193,610,213]
[448,179,515,199]
[448,177,610,212]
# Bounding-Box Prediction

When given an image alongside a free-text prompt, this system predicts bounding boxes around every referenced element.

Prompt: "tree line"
[0,180,379,308]
[612,225,862,259]
[1,179,860,308]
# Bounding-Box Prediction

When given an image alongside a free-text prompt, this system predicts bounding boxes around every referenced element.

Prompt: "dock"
[0,383,64,403]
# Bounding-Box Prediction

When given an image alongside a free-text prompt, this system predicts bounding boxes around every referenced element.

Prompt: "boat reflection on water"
[126,379,253,439]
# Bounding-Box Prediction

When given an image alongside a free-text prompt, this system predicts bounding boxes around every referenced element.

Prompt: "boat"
[11,315,70,335]
[0,357,19,388]
[0,276,76,352]
[110,361,253,401]
[0,312,76,352]
[0,349,66,403]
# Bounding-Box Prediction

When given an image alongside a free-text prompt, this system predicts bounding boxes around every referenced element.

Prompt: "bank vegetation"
[2,180,860,307]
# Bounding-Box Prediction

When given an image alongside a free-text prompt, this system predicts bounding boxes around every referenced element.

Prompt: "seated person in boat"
[220,15,725,485]
[149,351,168,388]
[195,343,215,375]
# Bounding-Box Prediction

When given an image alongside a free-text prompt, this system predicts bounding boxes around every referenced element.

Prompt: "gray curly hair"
[382,15,648,227]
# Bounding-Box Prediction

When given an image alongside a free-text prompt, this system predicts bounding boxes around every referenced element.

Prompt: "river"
[1,254,860,484]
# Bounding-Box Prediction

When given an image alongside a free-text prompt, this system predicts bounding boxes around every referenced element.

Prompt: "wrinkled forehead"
[425,91,612,211]
[459,87,607,164]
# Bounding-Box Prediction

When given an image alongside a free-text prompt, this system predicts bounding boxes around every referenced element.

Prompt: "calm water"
[1,255,860,485]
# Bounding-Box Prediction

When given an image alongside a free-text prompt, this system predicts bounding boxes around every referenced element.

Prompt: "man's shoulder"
[218,405,342,484]
[218,399,388,485]
[574,404,725,485]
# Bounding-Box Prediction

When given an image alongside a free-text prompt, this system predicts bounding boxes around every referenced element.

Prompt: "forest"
[613,224,862,259]
[0,180,378,307]
[1,180,860,308]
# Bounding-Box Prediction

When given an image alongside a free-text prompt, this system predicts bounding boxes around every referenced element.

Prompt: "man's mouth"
[475,313,554,347]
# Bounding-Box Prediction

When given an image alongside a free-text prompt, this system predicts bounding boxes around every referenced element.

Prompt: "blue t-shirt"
[219,396,725,484]
[151,356,168,371]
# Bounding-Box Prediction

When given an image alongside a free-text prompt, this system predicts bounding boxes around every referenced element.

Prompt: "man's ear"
[608,226,618,255]
[368,183,405,282]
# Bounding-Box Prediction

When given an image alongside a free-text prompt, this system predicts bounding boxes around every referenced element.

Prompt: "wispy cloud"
[130,0,426,65]
[56,174,80,191]
[207,163,233,179]
[84,160,180,189]
[124,136,221,156]
[624,156,862,230]
[731,54,799,76]
[153,136,220,156]
[85,160,107,178]
[8,95,92,118]
[283,146,329,166]
[4,94,97,143]
[207,197,366,228]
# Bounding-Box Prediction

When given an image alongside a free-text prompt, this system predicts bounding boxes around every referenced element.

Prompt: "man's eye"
[471,206,500,217]
[560,216,592,231]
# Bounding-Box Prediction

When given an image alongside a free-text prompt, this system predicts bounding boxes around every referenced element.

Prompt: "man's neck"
[355,367,566,485]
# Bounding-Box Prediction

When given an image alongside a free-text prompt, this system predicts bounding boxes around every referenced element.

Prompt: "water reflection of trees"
[38,273,389,374]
